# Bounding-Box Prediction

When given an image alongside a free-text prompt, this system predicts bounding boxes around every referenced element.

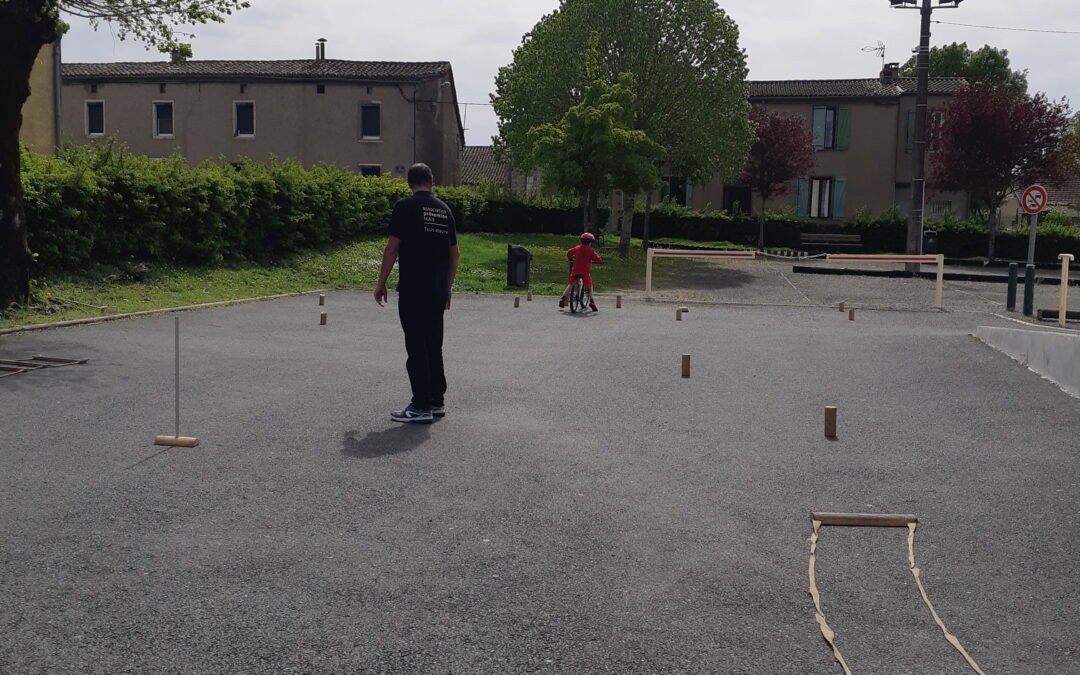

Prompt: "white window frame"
[357,164,382,177]
[153,100,175,139]
[359,101,381,141]
[233,100,256,138]
[85,100,105,137]
[810,177,833,219]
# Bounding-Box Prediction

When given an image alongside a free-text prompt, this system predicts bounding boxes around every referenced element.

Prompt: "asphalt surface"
[2,287,1079,674]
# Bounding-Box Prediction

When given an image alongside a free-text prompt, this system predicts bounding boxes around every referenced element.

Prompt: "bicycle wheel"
[569,278,583,313]
[581,286,592,311]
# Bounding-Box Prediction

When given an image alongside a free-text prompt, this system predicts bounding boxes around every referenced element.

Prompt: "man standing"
[374,163,460,424]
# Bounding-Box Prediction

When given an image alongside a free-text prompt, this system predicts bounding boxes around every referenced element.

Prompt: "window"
[153,101,174,137]
[317,84,325,94]
[89,83,98,93]
[358,164,381,177]
[234,101,255,137]
[159,83,167,94]
[798,176,847,220]
[812,106,850,151]
[359,103,381,139]
[928,110,944,152]
[929,201,953,218]
[85,101,104,136]
[661,176,693,208]
[239,84,247,93]
[366,86,373,95]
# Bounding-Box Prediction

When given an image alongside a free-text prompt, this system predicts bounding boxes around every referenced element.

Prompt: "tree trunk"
[757,192,768,249]
[617,192,634,259]
[0,4,55,310]
[986,206,997,262]
[586,189,598,234]
[641,191,653,250]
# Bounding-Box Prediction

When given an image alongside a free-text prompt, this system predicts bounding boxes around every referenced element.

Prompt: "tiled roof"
[461,146,509,184]
[1045,178,1080,208]
[62,59,451,83]
[750,77,967,99]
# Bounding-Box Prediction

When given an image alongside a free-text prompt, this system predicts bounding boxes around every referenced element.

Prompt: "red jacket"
[567,244,602,277]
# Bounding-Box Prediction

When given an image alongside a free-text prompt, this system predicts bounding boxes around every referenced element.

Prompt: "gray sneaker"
[431,405,446,419]
[390,404,433,424]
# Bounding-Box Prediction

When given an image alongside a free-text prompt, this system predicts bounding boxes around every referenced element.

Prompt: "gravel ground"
[1,281,1078,674]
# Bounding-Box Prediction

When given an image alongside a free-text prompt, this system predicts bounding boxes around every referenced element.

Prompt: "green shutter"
[836,108,850,150]
[685,178,693,208]
[906,110,915,153]
[832,177,847,220]
[795,177,809,217]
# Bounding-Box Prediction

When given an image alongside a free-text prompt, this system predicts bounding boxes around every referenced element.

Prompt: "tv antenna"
[862,41,886,67]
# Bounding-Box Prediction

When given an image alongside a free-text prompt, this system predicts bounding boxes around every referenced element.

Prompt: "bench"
[799,233,862,250]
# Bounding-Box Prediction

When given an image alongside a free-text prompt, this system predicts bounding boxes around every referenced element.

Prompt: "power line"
[933,19,1080,35]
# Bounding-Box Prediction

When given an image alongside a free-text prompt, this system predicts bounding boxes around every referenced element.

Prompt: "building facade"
[21,40,62,156]
[60,50,464,184]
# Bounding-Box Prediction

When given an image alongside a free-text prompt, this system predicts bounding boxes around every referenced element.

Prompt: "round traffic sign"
[1021,184,1049,215]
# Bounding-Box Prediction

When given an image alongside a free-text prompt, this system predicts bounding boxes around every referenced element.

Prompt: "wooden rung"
[154,435,200,447]
[811,512,917,527]
[0,359,44,369]
[31,356,88,364]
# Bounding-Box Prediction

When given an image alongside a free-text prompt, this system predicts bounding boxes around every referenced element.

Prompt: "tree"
[739,105,815,249]
[0,0,250,310]
[931,84,1080,260]
[528,73,664,236]
[900,42,1027,93]
[492,0,753,245]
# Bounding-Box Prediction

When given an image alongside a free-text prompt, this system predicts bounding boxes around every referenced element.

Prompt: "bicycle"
[568,274,592,313]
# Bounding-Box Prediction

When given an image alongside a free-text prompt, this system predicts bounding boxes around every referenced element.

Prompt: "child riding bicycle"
[559,232,602,311]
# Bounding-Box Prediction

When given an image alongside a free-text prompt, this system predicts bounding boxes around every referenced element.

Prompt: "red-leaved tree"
[931,83,1080,260]
[740,105,815,249]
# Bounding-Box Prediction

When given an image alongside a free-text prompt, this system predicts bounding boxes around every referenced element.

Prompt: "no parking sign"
[1021,184,1049,215]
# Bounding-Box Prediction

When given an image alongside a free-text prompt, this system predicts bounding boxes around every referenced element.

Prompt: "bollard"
[848,308,855,321]
[319,293,326,306]
[838,302,845,312]
[527,290,533,301]
[681,354,690,378]
[616,295,622,309]
[676,308,683,321]
[1023,264,1035,317]
[320,311,327,325]
[1059,254,1074,328]
[824,406,837,438]
[154,316,199,448]
[514,296,520,308]
[1006,263,1018,311]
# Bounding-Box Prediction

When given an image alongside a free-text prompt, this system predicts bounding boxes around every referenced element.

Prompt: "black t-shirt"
[387,190,458,302]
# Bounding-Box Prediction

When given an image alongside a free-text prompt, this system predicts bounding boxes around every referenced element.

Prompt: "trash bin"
[922,230,938,255]
[506,244,532,287]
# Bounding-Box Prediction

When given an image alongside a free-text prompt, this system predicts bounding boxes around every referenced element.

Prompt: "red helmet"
[580,232,597,241]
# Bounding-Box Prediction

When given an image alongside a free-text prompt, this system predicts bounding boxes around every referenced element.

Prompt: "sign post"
[1021,184,1049,265]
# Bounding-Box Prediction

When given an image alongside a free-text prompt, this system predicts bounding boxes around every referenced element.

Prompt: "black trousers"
[398,294,446,410]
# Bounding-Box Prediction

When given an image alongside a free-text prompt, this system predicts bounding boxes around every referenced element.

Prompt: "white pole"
[1059,254,1074,328]
[935,254,944,309]
[645,249,655,299]
[174,315,180,437]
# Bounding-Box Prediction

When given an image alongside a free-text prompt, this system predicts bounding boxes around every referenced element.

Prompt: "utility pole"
[889,0,962,266]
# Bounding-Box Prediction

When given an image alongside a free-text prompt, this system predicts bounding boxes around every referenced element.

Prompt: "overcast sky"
[60,0,1080,146]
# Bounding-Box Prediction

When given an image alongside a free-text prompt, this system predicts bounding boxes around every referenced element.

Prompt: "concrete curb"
[0,289,326,336]
[974,325,1080,398]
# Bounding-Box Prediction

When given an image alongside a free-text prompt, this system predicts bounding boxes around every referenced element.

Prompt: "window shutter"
[905,110,915,153]
[795,177,809,217]
[836,108,850,150]
[685,178,694,208]
[812,107,826,151]
[832,177,847,221]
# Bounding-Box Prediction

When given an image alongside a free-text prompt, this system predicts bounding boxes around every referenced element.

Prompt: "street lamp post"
[889,0,962,268]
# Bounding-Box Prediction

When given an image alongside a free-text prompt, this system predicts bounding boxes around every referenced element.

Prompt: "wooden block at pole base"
[681,354,690,378]
[824,406,837,438]
[848,308,855,321]
[811,512,917,527]
[319,293,326,306]
[514,296,520,308]
[838,302,845,312]
[676,308,683,321]
[154,435,200,448]
[616,295,622,309]
[527,290,533,301]
[320,311,328,326]
[679,306,689,313]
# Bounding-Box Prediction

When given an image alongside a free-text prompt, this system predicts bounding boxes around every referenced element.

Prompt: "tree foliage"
[0,0,250,309]
[931,84,1080,259]
[739,105,815,247]
[528,73,664,232]
[492,0,753,185]
[900,42,1027,93]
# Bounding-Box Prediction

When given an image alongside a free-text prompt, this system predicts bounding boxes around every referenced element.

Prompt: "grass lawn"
[1,234,650,329]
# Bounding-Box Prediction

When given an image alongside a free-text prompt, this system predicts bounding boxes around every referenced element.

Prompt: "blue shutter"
[812,107,826,150]
[685,178,693,208]
[832,177,847,221]
[795,177,809,217]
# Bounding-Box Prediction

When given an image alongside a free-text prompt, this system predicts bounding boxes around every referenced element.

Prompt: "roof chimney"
[315,38,327,60]
[880,62,900,85]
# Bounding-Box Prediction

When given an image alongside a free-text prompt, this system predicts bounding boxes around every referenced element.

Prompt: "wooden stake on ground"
[681,354,690,378]
[320,311,328,325]
[848,308,855,321]
[811,512,917,527]
[838,301,845,312]
[154,435,199,447]
[824,406,837,438]
[514,296,520,308]
[527,290,533,301]
[616,295,622,309]
[676,308,683,321]
[679,306,689,313]
[319,293,326,306]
